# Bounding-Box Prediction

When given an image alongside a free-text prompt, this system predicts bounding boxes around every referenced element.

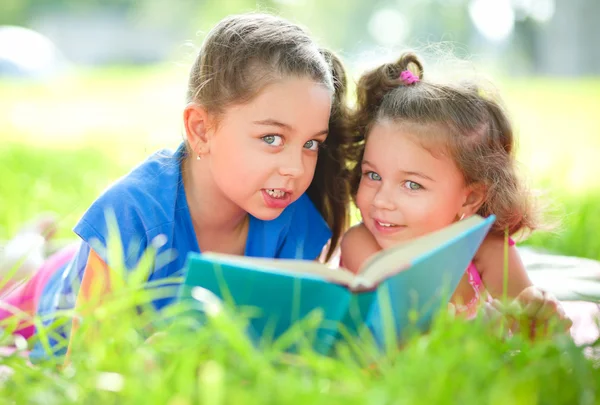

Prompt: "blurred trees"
[1,0,598,75]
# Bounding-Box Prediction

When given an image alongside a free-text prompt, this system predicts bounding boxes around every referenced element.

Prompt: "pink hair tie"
[399,70,419,85]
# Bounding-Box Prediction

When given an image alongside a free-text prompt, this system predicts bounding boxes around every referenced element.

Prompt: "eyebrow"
[362,160,435,182]
[253,119,328,137]
[402,170,435,182]
[253,119,292,130]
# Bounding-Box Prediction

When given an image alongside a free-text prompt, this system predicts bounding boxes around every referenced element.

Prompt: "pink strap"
[467,262,483,291]
[461,237,515,316]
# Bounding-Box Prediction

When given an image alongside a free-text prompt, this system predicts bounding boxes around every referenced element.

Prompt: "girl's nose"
[372,184,396,211]
[278,149,305,178]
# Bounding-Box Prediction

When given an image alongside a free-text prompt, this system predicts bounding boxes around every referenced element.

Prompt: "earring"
[196,154,202,161]
[459,213,465,221]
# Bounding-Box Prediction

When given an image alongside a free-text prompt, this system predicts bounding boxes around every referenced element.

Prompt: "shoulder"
[104,147,181,205]
[474,233,532,297]
[473,233,523,278]
[340,223,379,255]
[341,223,372,250]
[340,223,380,273]
[74,146,182,256]
[474,233,516,261]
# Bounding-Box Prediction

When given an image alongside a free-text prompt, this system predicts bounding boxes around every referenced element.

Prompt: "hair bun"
[394,52,424,82]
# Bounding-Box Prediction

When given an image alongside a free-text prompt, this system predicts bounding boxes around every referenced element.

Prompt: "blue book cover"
[177,215,495,354]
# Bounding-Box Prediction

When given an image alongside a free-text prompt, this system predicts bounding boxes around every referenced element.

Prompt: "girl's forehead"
[374,119,450,139]
[239,79,328,112]
[364,120,458,173]
[223,78,332,132]
[367,119,452,156]
[364,125,427,159]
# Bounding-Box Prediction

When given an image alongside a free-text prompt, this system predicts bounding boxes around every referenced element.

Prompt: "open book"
[178,215,495,354]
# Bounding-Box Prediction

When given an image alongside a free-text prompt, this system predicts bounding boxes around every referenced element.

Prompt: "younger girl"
[341,52,570,329]
[0,13,355,361]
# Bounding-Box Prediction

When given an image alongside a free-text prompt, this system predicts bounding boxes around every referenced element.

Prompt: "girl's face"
[356,120,471,249]
[203,78,332,220]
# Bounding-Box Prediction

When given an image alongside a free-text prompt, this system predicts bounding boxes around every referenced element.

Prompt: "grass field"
[2,295,598,404]
[0,67,599,403]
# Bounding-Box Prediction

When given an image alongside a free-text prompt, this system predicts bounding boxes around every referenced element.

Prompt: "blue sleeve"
[73,195,149,271]
[276,194,332,260]
[71,147,180,270]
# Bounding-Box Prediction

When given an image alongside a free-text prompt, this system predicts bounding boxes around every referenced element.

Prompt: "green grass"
[1,68,600,403]
[0,144,131,240]
[0,268,598,404]
[525,191,600,261]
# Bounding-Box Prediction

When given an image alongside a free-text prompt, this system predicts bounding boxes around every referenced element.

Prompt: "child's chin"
[375,231,414,248]
[249,206,285,221]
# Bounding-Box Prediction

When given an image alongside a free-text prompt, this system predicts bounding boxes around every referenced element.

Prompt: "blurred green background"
[1,0,599,260]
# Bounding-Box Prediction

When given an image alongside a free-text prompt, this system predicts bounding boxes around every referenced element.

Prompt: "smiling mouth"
[376,220,397,227]
[373,219,407,234]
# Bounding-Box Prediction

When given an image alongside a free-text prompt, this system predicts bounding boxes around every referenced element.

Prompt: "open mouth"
[265,189,287,199]
[262,188,292,209]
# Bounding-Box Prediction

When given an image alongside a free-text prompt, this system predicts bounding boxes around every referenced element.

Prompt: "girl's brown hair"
[351,52,538,237]
[186,13,354,259]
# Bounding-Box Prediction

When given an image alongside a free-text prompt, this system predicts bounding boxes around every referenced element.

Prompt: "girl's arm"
[475,234,533,299]
[476,234,571,332]
[64,248,112,362]
[340,223,382,274]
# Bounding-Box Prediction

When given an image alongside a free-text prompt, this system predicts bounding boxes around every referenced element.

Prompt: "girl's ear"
[461,182,487,217]
[183,103,213,158]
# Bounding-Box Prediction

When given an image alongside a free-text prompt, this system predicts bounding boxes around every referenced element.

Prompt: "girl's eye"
[365,171,381,181]
[304,139,320,151]
[262,135,283,146]
[403,180,422,190]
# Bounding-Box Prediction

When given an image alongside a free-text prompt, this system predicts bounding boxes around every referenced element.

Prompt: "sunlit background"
[1,0,599,260]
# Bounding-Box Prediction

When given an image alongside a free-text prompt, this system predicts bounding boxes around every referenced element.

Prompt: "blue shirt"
[32,143,331,361]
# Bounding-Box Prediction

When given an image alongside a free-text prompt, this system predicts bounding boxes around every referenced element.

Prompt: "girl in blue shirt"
[0,13,355,361]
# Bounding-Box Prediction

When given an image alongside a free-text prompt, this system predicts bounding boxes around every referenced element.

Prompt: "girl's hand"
[511,286,573,339]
